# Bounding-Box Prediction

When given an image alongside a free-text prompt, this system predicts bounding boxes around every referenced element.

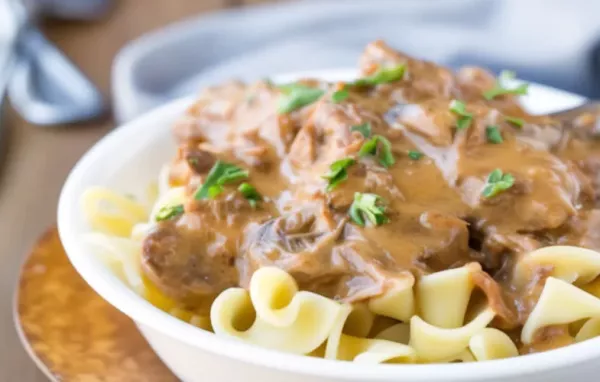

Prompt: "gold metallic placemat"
[14,227,178,381]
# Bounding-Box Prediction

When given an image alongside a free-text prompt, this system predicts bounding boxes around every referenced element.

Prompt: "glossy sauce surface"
[141,41,600,353]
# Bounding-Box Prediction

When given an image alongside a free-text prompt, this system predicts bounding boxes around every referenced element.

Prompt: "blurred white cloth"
[112,0,600,122]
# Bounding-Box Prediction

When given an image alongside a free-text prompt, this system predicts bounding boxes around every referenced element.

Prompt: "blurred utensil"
[4,0,111,126]
[0,0,19,156]
[8,27,107,125]
[0,59,12,161]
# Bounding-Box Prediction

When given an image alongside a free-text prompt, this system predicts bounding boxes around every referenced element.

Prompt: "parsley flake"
[353,64,406,87]
[156,204,184,222]
[238,182,262,208]
[505,116,525,128]
[482,169,515,198]
[483,70,529,100]
[322,158,356,191]
[449,100,473,130]
[408,150,424,160]
[332,88,349,103]
[349,192,389,226]
[277,83,325,114]
[351,122,372,138]
[486,125,504,144]
[359,135,395,168]
[194,161,249,200]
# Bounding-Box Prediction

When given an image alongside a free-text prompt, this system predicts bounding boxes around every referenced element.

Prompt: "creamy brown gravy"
[141,40,600,351]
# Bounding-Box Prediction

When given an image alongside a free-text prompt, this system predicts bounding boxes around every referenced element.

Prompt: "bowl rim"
[58,69,597,381]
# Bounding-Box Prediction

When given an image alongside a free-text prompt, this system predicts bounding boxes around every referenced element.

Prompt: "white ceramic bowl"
[58,70,598,382]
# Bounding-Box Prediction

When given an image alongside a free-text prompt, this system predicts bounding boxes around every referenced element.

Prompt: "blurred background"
[1,0,599,380]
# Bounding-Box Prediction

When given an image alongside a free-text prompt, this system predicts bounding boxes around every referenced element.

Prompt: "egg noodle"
[79,171,600,364]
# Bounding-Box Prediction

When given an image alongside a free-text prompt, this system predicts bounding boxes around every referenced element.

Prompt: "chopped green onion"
[485,125,504,144]
[156,204,184,221]
[449,100,473,130]
[505,116,525,128]
[353,64,406,87]
[194,161,249,200]
[408,150,424,160]
[322,158,356,191]
[483,70,529,100]
[332,88,349,103]
[238,182,262,208]
[482,169,515,198]
[359,135,395,168]
[350,122,372,138]
[277,83,325,114]
[349,192,389,226]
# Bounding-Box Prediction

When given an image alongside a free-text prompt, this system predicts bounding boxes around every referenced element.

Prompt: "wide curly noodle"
[80,183,600,364]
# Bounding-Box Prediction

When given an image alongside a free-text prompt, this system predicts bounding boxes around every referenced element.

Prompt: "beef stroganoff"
[81,40,600,364]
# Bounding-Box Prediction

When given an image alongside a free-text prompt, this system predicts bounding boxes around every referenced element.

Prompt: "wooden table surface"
[0,0,274,380]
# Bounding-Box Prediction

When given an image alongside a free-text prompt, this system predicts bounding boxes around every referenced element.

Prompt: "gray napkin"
[112,0,600,122]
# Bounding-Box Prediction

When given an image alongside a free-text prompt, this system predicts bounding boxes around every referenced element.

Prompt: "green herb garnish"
[359,135,395,168]
[353,64,406,87]
[155,204,184,221]
[449,100,473,130]
[485,126,503,144]
[322,158,356,191]
[482,169,515,198]
[238,182,262,208]
[483,70,529,100]
[332,88,349,103]
[194,161,249,200]
[350,122,372,138]
[408,150,424,160]
[277,83,325,114]
[349,193,389,226]
[505,116,525,128]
